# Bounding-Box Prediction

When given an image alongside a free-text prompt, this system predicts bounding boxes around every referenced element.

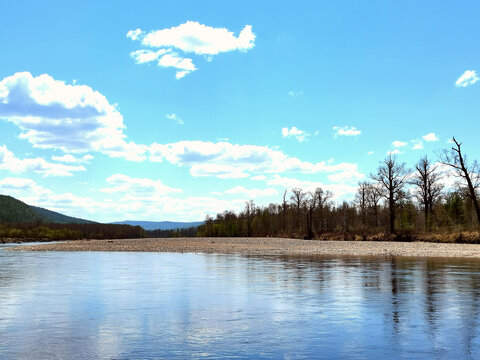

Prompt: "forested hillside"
[0,195,92,224]
[0,195,145,241]
[0,195,43,223]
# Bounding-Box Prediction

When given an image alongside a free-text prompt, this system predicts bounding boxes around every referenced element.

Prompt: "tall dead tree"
[412,156,442,231]
[371,155,409,234]
[282,189,288,233]
[366,183,382,228]
[314,187,332,232]
[305,191,317,240]
[356,181,371,239]
[290,188,305,233]
[356,181,369,226]
[245,200,255,237]
[440,137,480,225]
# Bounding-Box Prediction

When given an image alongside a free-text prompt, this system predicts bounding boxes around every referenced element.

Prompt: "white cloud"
[129,49,170,64]
[455,70,479,87]
[422,132,439,142]
[367,151,374,155]
[166,113,184,125]
[433,162,461,190]
[0,145,85,177]
[127,21,255,78]
[281,126,309,142]
[392,140,407,148]
[333,126,361,137]
[51,154,94,163]
[100,174,182,196]
[130,49,196,78]
[148,140,362,179]
[412,140,424,150]
[0,72,147,161]
[140,21,255,55]
[224,186,278,198]
[190,164,250,179]
[327,168,365,183]
[251,175,267,181]
[387,149,403,155]
[0,177,48,195]
[159,53,197,78]
[126,28,144,41]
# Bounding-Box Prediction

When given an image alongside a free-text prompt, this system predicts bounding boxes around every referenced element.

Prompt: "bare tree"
[290,188,305,233]
[356,181,369,226]
[305,191,317,240]
[314,187,333,232]
[282,189,288,233]
[371,155,409,234]
[245,200,255,237]
[366,183,382,227]
[440,137,480,225]
[412,156,442,231]
[356,181,371,239]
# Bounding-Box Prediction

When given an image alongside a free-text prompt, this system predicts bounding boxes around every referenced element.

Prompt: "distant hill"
[111,220,204,231]
[0,194,93,224]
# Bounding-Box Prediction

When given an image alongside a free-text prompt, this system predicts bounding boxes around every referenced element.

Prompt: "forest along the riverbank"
[9,237,480,258]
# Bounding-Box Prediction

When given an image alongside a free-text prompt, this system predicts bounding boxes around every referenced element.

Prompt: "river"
[1,244,480,359]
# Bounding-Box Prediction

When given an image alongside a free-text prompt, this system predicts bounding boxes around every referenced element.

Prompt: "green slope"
[0,194,93,224]
[0,195,43,223]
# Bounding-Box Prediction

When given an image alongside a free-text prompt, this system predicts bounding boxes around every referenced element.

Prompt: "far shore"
[8,237,480,258]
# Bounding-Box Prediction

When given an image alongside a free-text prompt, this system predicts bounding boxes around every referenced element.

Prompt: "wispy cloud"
[149,140,362,180]
[251,175,267,181]
[412,140,424,150]
[455,70,479,87]
[0,145,85,177]
[288,90,303,97]
[51,154,94,164]
[100,174,182,196]
[333,126,361,137]
[282,126,309,142]
[166,113,184,125]
[392,140,407,148]
[387,149,403,155]
[224,186,278,198]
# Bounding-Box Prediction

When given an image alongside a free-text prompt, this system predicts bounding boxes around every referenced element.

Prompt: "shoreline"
[8,237,480,258]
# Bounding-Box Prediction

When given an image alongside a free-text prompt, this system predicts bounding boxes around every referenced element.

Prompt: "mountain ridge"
[0,194,94,224]
[111,220,204,231]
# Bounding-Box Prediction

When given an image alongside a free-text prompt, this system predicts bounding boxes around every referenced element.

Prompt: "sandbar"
[9,237,480,258]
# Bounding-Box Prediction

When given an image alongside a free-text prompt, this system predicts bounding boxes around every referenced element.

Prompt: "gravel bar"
[9,237,480,258]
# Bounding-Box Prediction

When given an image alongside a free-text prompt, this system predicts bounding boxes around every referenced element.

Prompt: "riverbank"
[8,237,480,258]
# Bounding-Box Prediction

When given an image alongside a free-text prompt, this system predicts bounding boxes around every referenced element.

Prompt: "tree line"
[0,222,146,242]
[197,137,480,239]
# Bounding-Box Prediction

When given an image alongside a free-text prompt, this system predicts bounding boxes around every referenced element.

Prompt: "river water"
[1,244,480,359]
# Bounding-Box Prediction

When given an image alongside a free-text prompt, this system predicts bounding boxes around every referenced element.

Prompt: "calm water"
[1,245,480,359]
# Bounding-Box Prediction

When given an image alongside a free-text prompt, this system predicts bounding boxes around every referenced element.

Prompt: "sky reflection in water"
[1,246,480,359]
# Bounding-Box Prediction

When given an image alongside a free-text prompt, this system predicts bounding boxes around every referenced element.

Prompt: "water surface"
[1,245,480,359]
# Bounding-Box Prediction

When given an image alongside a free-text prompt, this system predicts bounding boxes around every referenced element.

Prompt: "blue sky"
[0,0,479,222]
